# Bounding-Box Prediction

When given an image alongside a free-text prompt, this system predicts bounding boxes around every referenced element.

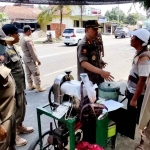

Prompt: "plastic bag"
[80,73,97,103]
[76,141,104,150]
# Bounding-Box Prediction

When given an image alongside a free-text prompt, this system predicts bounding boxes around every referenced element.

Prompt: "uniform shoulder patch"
[82,49,87,54]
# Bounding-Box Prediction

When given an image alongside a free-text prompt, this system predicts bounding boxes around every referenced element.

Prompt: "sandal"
[135,136,145,150]
[135,144,145,150]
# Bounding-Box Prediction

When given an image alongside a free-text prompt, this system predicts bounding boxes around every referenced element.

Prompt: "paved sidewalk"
[16,38,142,150]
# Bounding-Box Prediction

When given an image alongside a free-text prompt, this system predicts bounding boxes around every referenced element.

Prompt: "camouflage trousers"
[0,114,16,150]
[24,61,41,86]
[15,91,26,127]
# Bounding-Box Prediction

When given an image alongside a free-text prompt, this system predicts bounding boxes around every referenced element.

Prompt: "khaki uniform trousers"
[15,91,26,127]
[0,115,16,150]
[0,76,16,150]
[139,78,150,149]
[24,61,41,86]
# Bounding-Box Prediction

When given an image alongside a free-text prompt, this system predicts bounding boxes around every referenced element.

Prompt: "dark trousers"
[126,89,144,124]
[109,90,144,139]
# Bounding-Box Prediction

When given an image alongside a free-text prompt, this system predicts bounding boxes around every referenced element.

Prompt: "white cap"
[0,28,14,41]
[129,29,150,46]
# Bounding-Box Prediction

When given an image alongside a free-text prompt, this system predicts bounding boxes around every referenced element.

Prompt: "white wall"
[52,16,74,28]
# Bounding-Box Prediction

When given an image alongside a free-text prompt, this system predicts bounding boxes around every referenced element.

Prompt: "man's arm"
[130,56,150,107]
[25,39,40,65]
[130,76,147,107]
[0,125,7,142]
[81,61,113,81]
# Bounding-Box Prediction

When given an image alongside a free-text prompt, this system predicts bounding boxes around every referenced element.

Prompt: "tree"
[0,13,8,26]
[37,5,71,36]
[38,4,46,11]
[125,13,139,25]
[79,5,86,27]
[105,7,126,23]
[138,0,150,10]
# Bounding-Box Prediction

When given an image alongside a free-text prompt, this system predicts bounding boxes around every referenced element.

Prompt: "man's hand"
[130,99,137,107]
[101,60,107,68]
[0,125,7,142]
[0,55,5,62]
[100,70,114,81]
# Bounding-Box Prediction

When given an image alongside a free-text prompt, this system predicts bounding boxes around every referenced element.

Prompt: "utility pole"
[118,4,120,26]
[80,5,83,27]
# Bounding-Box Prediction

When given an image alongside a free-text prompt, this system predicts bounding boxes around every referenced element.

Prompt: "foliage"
[105,7,126,23]
[38,5,47,11]
[0,12,8,23]
[138,13,146,21]
[138,0,150,10]
[37,7,57,24]
[37,5,71,36]
[125,13,140,25]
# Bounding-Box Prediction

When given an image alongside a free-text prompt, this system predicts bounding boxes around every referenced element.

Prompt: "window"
[74,20,79,27]
[63,29,74,33]
[47,25,50,30]
[76,29,85,33]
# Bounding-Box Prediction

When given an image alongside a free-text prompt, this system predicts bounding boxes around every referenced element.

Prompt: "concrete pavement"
[16,35,142,150]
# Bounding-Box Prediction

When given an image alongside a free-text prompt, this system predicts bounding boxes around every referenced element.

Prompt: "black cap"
[2,24,18,35]
[84,20,103,28]
[23,25,34,32]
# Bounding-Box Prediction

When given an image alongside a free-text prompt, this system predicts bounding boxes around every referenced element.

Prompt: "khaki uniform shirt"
[77,36,104,85]
[4,46,26,94]
[20,35,40,64]
[139,78,150,130]
[0,74,15,125]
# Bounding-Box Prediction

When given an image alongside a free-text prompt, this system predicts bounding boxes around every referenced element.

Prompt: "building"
[0,4,41,30]
[40,5,102,37]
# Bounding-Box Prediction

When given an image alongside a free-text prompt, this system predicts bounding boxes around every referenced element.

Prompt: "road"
[16,35,138,150]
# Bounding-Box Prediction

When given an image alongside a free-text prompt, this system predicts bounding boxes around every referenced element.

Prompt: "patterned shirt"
[127,50,150,94]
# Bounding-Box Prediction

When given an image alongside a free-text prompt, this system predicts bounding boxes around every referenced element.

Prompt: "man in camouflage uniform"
[0,28,16,150]
[20,25,45,92]
[77,20,113,85]
[2,24,34,147]
[77,20,113,144]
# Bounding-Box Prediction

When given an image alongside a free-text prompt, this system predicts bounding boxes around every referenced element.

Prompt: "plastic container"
[108,121,116,138]
[98,82,120,101]
[96,114,109,148]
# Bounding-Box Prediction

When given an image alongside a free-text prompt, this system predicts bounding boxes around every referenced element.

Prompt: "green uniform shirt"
[4,46,26,94]
[77,36,104,85]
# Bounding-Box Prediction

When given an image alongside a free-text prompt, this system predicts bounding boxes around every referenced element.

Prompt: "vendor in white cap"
[0,28,16,150]
[125,29,150,141]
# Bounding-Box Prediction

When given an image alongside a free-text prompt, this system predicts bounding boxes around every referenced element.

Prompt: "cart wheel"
[28,129,58,150]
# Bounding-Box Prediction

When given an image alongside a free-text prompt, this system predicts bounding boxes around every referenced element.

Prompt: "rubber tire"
[115,36,117,38]
[28,129,50,150]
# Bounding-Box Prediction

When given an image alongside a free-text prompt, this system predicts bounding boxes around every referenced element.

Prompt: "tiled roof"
[0,5,41,20]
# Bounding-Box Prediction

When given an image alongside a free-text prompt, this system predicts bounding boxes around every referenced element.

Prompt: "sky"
[0,2,146,16]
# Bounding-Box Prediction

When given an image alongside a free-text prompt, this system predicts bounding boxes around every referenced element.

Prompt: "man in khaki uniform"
[20,25,45,92]
[136,78,150,150]
[0,29,16,150]
[2,24,34,147]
